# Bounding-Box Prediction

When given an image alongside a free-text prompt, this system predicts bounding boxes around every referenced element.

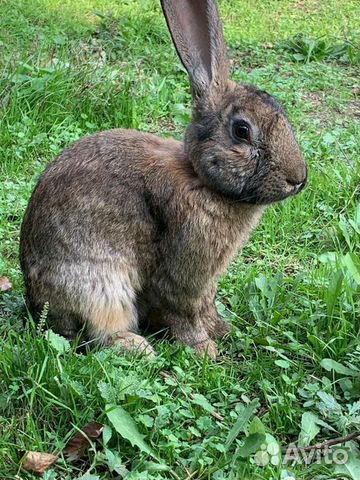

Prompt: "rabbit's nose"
[286,165,308,192]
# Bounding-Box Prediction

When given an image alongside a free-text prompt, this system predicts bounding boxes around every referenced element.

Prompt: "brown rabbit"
[20,0,307,359]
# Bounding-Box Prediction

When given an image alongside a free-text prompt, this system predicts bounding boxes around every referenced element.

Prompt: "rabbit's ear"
[161,0,229,97]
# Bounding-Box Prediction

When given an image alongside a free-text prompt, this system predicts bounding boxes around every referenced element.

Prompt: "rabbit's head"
[161,0,307,204]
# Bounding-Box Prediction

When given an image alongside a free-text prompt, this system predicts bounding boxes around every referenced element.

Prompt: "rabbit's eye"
[232,120,251,143]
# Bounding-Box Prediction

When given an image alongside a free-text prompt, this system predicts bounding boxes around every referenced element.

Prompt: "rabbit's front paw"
[193,339,218,360]
[112,332,157,357]
[207,316,231,339]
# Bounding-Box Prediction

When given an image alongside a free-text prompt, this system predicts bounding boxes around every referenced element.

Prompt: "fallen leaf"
[64,422,104,460]
[352,87,360,97]
[21,451,58,476]
[0,276,12,292]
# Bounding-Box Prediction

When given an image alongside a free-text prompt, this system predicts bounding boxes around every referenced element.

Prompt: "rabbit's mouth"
[236,168,307,205]
[285,172,307,195]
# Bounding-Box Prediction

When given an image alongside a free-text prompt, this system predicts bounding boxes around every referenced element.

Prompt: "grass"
[0,0,359,478]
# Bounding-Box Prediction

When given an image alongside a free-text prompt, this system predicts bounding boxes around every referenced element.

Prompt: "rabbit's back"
[21,129,165,267]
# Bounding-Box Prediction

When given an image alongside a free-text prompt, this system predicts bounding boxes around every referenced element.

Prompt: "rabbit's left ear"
[161,0,229,98]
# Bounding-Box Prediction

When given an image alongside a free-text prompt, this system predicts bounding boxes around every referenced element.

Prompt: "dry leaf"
[64,421,104,460]
[22,451,58,476]
[351,87,360,97]
[0,276,12,292]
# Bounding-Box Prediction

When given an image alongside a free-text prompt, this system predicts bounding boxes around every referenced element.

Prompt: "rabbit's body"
[21,128,263,354]
[20,1,307,358]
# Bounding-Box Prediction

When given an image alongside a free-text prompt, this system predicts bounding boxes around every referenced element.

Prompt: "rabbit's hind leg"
[40,262,155,356]
[86,271,156,356]
[108,332,156,356]
[25,257,155,355]
[87,300,156,356]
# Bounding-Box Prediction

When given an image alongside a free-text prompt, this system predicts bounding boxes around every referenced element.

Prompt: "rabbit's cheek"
[230,145,257,174]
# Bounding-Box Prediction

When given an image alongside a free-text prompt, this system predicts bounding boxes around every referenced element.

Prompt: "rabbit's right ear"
[161,0,229,99]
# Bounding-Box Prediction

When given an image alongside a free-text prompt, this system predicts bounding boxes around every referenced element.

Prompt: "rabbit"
[20,0,307,359]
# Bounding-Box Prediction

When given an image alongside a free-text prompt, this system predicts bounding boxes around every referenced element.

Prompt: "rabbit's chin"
[236,181,305,205]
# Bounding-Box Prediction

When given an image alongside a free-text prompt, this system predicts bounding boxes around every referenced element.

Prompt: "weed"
[281,34,359,64]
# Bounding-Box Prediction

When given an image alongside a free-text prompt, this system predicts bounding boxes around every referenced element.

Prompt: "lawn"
[0,0,359,479]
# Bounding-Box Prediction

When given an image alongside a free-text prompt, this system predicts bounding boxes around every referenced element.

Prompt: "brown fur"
[20,1,307,359]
